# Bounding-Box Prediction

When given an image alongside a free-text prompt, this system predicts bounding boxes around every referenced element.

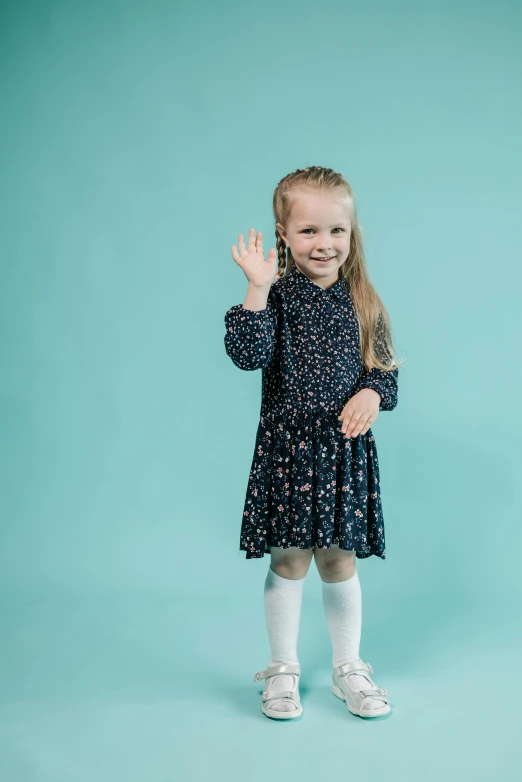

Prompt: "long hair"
[273,166,403,373]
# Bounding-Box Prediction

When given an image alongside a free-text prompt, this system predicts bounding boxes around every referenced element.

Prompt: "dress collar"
[286,263,350,302]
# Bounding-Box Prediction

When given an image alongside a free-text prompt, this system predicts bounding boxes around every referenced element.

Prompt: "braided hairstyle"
[272,166,402,373]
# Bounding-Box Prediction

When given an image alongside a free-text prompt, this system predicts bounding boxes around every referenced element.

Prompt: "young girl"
[224,166,401,721]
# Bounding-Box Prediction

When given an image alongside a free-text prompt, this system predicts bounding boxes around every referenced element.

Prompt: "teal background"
[1,0,521,779]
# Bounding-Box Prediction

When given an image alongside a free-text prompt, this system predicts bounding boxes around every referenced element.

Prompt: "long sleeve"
[354,366,398,411]
[224,290,279,371]
[353,312,398,411]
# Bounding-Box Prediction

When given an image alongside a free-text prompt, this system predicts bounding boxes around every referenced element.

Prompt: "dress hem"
[239,541,386,561]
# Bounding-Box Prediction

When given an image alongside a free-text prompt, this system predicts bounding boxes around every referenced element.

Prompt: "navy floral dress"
[224,264,398,560]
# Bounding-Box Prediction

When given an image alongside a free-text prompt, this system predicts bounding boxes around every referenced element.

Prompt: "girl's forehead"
[288,192,352,226]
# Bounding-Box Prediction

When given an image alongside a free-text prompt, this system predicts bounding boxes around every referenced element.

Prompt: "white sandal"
[253,662,303,720]
[332,659,390,718]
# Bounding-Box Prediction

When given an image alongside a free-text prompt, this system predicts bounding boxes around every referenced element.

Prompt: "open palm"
[231,227,281,288]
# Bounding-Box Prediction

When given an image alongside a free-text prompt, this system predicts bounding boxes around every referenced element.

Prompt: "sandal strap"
[335,659,374,677]
[254,662,300,682]
[262,689,298,702]
[360,688,389,700]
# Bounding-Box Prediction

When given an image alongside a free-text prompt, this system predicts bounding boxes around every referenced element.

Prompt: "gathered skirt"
[239,407,387,560]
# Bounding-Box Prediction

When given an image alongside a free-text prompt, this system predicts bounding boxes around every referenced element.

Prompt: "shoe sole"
[332,683,390,718]
[262,705,303,720]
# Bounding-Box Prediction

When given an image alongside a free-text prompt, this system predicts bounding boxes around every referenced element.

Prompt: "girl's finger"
[360,419,373,435]
[338,412,349,433]
[257,231,263,252]
[248,227,256,252]
[356,416,373,437]
[341,411,357,435]
[346,412,365,437]
[238,233,246,255]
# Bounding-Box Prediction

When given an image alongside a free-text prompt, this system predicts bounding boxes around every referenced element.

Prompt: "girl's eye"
[301,228,344,234]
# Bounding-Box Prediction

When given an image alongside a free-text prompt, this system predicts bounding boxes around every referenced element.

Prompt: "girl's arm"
[353,312,398,411]
[353,367,398,411]
[224,285,279,371]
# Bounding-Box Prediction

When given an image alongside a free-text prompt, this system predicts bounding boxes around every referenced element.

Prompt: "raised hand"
[231,228,282,288]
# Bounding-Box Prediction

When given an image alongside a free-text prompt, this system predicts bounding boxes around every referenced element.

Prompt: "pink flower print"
[355,509,363,518]
[299,441,306,449]
[277,505,284,512]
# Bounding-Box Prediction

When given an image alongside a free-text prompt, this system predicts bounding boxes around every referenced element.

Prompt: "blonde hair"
[273,165,403,373]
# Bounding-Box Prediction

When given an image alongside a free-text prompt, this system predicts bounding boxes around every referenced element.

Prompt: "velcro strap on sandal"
[360,688,388,704]
[336,660,373,677]
[254,662,300,682]
[262,690,297,701]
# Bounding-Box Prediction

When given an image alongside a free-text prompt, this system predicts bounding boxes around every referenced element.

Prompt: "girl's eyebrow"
[295,223,350,229]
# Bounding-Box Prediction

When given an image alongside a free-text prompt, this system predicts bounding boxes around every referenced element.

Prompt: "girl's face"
[277,190,352,289]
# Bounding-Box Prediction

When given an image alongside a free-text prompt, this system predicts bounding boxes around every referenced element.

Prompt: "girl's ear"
[276,222,288,246]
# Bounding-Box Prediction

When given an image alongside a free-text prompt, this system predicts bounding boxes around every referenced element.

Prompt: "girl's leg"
[262,546,313,713]
[314,545,360,665]
[314,544,383,711]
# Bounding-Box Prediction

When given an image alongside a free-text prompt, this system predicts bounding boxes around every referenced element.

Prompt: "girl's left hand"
[338,389,381,438]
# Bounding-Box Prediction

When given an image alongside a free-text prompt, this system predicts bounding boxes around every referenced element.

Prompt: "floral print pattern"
[224,264,398,560]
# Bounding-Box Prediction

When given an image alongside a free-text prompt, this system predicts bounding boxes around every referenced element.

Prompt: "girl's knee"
[269,546,313,579]
[313,545,356,581]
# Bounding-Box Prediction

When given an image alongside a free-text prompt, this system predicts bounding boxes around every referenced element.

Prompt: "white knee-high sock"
[263,565,306,713]
[264,565,306,665]
[321,571,362,668]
